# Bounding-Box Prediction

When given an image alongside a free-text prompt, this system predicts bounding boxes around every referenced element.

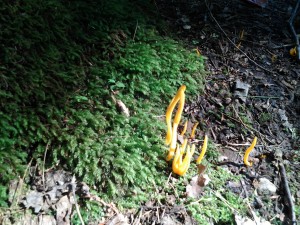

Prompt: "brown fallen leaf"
[186,175,203,198]
[116,100,130,117]
[111,94,130,117]
[186,164,210,198]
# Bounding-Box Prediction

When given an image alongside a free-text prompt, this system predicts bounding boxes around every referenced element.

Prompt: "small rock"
[255,178,277,195]
[233,80,251,103]
[183,25,191,30]
[161,216,181,225]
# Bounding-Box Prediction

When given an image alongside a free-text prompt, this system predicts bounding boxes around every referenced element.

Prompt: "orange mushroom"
[190,122,199,139]
[165,85,186,145]
[196,135,208,164]
[172,144,195,176]
[180,121,188,136]
[244,137,257,167]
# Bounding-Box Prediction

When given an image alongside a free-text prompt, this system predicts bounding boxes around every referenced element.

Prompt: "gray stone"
[256,178,277,195]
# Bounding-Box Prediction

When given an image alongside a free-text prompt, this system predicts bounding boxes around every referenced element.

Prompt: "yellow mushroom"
[181,138,188,154]
[180,121,188,136]
[196,135,208,164]
[176,138,188,165]
[172,145,181,174]
[172,144,195,176]
[166,123,178,161]
[243,137,257,167]
[165,85,186,145]
[190,122,199,139]
[290,47,297,57]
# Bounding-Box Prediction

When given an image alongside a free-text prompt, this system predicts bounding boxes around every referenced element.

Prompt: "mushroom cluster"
[164,85,257,175]
[165,85,208,176]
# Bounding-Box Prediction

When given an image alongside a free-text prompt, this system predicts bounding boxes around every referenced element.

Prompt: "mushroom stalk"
[172,144,195,176]
[180,121,188,136]
[190,122,199,139]
[196,135,208,164]
[243,137,257,166]
[165,85,186,145]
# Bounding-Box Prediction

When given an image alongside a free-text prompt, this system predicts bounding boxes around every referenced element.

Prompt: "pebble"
[256,178,277,195]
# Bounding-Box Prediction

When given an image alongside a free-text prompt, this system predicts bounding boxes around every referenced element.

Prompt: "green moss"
[0,0,206,216]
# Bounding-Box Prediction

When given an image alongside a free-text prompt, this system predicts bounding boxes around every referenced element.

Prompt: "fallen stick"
[279,163,296,224]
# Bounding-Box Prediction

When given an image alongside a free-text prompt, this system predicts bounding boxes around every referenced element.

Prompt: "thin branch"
[42,141,51,191]
[133,20,139,41]
[13,158,33,207]
[279,163,296,224]
[71,176,85,225]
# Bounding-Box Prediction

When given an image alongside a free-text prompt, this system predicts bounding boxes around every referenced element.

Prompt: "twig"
[133,20,139,41]
[156,207,160,223]
[240,179,262,224]
[164,172,172,192]
[231,105,252,133]
[71,176,85,225]
[224,112,255,134]
[204,0,275,74]
[271,43,295,49]
[12,158,33,207]
[289,0,300,60]
[90,195,119,214]
[132,208,143,225]
[152,180,162,206]
[226,142,263,147]
[42,141,51,191]
[213,191,236,213]
[248,96,280,99]
[225,146,239,152]
[240,178,249,199]
[210,127,216,141]
[279,163,296,224]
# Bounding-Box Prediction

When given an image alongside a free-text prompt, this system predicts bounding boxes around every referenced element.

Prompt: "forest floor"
[149,0,300,224]
[2,1,300,224]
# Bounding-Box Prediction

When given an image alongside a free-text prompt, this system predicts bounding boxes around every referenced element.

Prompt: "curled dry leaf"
[111,94,130,117]
[198,174,211,187]
[116,100,130,117]
[186,164,210,198]
[186,175,203,198]
[197,164,206,175]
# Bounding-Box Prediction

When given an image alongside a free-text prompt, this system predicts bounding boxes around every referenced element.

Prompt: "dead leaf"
[198,174,211,187]
[111,94,130,117]
[197,164,206,175]
[106,214,130,225]
[22,190,44,213]
[186,175,203,198]
[116,100,130,117]
[55,195,73,225]
[186,164,210,198]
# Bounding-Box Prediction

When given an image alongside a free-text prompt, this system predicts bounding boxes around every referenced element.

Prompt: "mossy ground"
[0,0,250,224]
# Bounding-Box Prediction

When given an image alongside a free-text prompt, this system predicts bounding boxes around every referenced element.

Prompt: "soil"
[152,0,300,224]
